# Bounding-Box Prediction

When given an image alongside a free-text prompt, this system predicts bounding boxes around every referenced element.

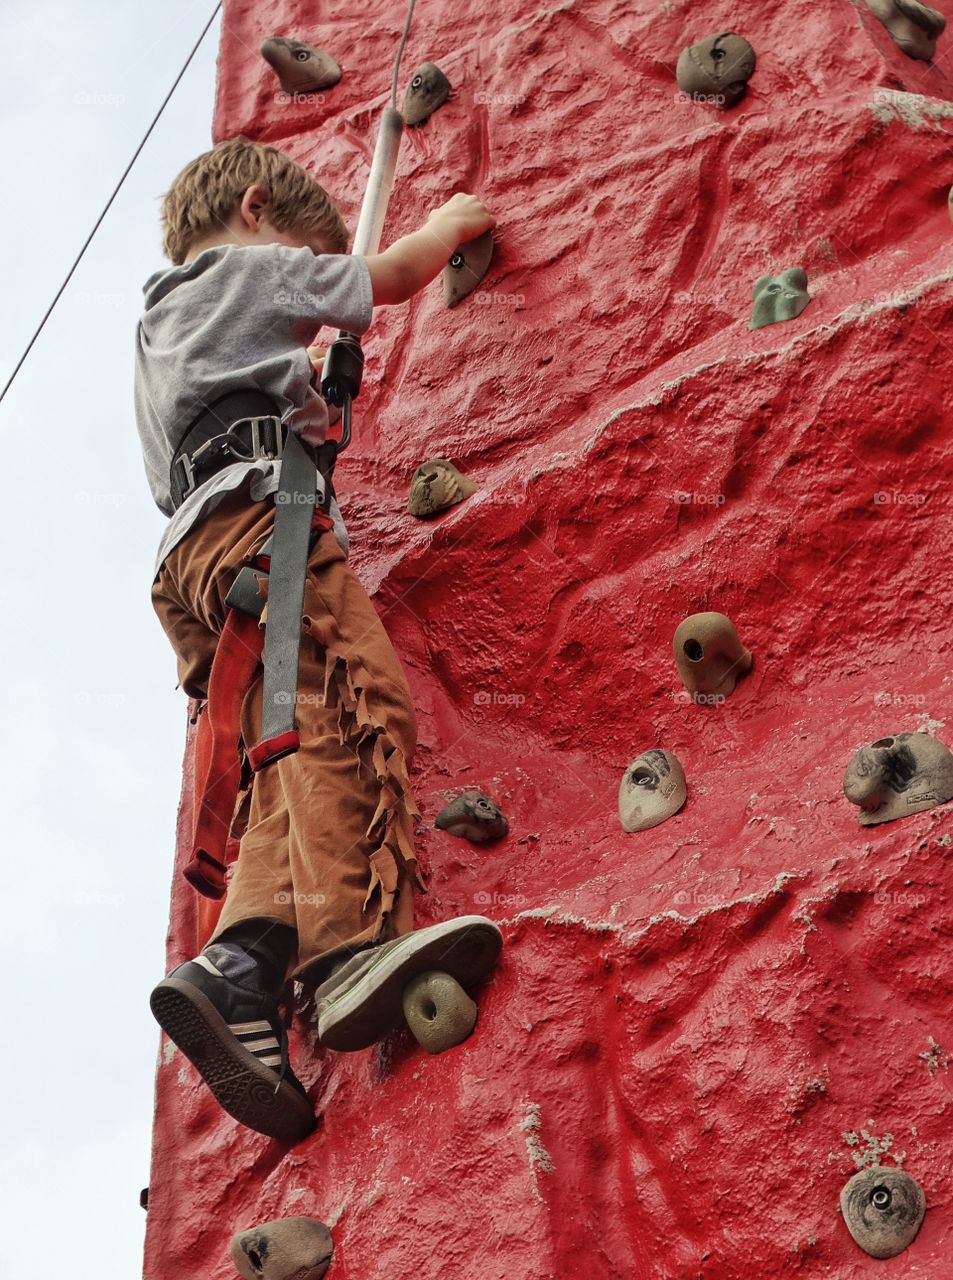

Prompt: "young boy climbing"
[135,137,503,1144]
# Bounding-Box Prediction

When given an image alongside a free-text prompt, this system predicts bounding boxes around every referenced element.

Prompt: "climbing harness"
[185,0,417,897]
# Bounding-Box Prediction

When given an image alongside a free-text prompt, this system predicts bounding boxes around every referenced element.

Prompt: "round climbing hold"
[403,969,478,1054]
[843,730,953,825]
[618,749,687,832]
[672,612,752,702]
[443,229,495,307]
[675,33,756,109]
[408,458,478,517]
[260,38,342,95]
[865,0,946,61]
[402,61,451,125]
[231,1217,334,1280]
[840,1166,926,1258]
[435,790,509,842]
[750,268,811,330]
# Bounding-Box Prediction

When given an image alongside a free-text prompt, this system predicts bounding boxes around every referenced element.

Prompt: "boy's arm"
[365,193,496,306]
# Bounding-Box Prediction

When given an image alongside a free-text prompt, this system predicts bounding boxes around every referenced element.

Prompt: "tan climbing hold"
[673,612,752,702]
[618,749,687,832]
[443,230,495,307]
[435,790,509,842]
[231,1217,333,1280]
[408,458,478,517]
[840,1166,925,1258]
[843,731,953,825]
[865,0,946,61]
[260,38,342,94]
[403,969,478,1053]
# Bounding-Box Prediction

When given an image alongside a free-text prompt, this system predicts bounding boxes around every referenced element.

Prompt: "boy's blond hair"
[161,136,349,264]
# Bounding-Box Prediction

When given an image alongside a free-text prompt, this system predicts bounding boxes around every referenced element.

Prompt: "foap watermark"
[473,291,524,307]
[873,692,927,708]
[674,490,726,507]
[73,90,126,108]
[874,889,926,907]
[873,491,927,507]
[274,891,327,906]
[672,689,726,708]
[73,690,127,708]
[474,91,526,106]
[474,689,526,708]
[74,490,127,507]
[275,490,316,505]
[73,890,126,907]
[474,890,528,909]
[73,290,125,307]
[674,888,727,908]
[672,289,723,307]
[674,90,725,107]
[273,691,325,707]
[275,289,326,307]
[274,90,326,106]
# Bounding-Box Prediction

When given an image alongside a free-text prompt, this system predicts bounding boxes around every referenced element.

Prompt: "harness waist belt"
[170,390,321,510]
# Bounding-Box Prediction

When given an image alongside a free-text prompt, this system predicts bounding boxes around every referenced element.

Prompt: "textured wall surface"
[145,0,953,1275]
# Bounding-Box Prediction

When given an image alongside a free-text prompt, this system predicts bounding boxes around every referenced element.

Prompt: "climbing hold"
[403,969,479,1053]
[675,33,756,108]
[443,229,495,307]
[673,612,752,702]
[840,1166,926,1258]
[408,458,478,517]
[435,790,509,842]
[139,1187,149,1211]
[402,61,451,126]
[749,269,811,330]
[618,749,687,833]
[260,38,342,95]
[843,731,953,825]
[231,1217,334,1280]
[865,0,946,60]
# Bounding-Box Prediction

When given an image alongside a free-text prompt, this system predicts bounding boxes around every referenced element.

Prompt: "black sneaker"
[316,915,503,1051]
[150,954,315,1143]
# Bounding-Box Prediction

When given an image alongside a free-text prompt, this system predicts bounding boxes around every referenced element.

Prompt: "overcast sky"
[0,3,222,1274]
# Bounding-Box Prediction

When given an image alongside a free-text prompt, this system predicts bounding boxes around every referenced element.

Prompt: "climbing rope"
[0,2,223,409]
[390,0,417,108]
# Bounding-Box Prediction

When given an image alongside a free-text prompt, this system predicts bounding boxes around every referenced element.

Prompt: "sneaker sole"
[150,978,315,1143]
[317,916,503,1052]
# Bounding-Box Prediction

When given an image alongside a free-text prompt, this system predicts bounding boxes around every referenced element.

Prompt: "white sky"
[0,3,222,1274]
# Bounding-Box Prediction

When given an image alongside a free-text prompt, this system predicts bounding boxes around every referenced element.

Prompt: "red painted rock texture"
[145,0,953,1276]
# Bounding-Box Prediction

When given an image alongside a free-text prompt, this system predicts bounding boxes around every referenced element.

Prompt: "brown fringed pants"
[151,486,423,982]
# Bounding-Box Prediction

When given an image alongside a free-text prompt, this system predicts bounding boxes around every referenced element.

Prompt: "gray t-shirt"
[134,243,374,573]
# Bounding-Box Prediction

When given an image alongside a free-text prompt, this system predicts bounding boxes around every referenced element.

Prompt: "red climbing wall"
[144,0,953,1275]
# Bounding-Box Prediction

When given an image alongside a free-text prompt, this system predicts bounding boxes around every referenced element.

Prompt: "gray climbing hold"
[865,0,946,60]
[403,970,478,1053]
[676,33,756,108]
[843,731,953,825]
[673,612,752,702]
[408,458,478,517]
[443,230,495,307]
[435,790,509,842]
[260,38,342,95]
[840,1166,926,1259]
[231,1217,334,1280]
[402,61,451,125]
[618,749,687,833]
[749,268,811,330]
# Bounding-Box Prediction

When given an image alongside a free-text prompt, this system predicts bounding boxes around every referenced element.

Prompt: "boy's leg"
[150,497,313,1141]
[212,531,424,987]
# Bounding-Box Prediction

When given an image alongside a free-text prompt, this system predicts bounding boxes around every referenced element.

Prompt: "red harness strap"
[184,608,264,899]
[182,508,336,900]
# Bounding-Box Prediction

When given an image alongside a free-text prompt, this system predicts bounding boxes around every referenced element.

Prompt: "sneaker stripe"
[193,954,224,977]
[240,1036,281,1053]
[229,1019,274,1035]
[257,1053,283,1068]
